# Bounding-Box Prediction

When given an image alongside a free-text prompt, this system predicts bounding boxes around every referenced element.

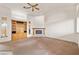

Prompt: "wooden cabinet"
[12,20,27,41]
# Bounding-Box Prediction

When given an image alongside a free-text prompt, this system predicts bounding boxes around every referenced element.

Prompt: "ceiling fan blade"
[27,3,32,6]
[35,7,40,10]
[23,6,31,9]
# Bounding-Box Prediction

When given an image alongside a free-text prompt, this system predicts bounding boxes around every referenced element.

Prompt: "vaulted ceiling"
[0,3,76,16]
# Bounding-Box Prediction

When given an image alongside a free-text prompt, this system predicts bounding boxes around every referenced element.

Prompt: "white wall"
[77,18,79,32]
[0,5,11,42]
[77,18,79,44]
[45,5,76,42]
[77,5,79,32]
[27,15,45,37]
[11,10,27,21]
[30,15,45,28]
[46,18,74,37]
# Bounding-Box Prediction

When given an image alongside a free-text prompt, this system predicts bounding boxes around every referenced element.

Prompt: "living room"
[0,3,79,55]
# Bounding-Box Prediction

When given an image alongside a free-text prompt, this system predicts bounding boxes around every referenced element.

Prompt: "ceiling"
[0,3,75,16]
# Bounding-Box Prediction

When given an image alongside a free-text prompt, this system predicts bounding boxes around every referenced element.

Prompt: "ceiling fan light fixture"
[23,3,40,12]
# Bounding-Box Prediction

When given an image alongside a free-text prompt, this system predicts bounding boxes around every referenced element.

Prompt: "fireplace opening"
[36,30,42,34]
[33,28,45,36]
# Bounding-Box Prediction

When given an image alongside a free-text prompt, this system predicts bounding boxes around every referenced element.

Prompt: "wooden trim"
[12,19,27,23]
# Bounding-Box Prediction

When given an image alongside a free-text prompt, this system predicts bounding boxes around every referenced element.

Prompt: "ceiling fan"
[23,3,40,12]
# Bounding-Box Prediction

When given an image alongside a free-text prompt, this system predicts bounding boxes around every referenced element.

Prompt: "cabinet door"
[12,34,17,41]
[12,21,27,41]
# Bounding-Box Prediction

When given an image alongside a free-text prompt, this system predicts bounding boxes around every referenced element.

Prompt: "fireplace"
[36,30,42,34]
[33,28,45,36]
